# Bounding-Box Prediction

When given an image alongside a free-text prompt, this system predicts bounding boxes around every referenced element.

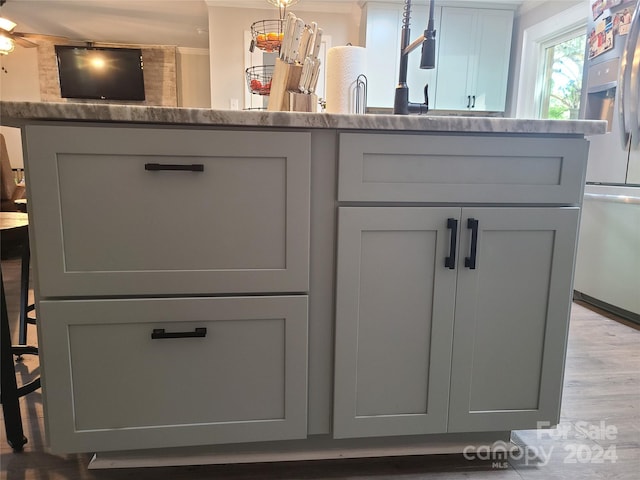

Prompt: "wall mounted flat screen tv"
[55,46,145,101]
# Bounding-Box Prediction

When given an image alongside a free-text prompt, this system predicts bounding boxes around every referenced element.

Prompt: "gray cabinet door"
[39,296,308,453]
[448,207,579,432]
[24,125,310,297]
[333,207,458,438]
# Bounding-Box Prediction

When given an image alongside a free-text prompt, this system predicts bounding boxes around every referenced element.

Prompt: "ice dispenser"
[584,58,619,133]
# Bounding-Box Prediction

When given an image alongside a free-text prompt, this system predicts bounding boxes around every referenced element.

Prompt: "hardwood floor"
[1,256,639,479]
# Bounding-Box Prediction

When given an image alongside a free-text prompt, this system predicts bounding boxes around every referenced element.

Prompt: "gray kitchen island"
[0,101,605,467]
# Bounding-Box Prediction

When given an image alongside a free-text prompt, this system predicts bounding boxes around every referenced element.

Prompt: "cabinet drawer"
[338,133,588,204]
[39,296,308,453]
[25,125,310,297]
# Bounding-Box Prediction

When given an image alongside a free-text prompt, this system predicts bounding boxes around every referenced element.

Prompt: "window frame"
[516,2,588,119]
[537,26,587,119]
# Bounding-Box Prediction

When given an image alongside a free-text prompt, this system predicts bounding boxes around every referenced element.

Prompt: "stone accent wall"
[37,42,177,106]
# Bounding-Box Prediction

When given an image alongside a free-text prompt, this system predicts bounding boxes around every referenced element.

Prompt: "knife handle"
[307,22,318,58]
[281,12,296,61]
[312,28,323,59]
[289,18,305,64]
[309,59,321,93]
[297,27,312,64]
[298,57,311,93]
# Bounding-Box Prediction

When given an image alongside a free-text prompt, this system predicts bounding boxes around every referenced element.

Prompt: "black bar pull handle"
[464,218,479,270]
[467,95,471,108]
[445,218,458,269]
[424,84,429,110]
[151,327,207,339]
[145,163,204,172]
[471,95,476,108]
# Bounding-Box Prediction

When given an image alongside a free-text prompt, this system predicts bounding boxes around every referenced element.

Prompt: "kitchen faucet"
[393,0,436,114]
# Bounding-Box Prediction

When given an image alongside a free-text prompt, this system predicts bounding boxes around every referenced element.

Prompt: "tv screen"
[55,46,145,101]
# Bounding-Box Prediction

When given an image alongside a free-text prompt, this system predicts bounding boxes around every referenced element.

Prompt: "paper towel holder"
[355,74,368,114]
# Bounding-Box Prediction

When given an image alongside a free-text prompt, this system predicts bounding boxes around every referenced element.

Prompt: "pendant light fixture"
[266,0,300,20]
[0,15,16,55]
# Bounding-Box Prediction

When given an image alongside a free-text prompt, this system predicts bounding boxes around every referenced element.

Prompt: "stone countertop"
[0,101,607,136]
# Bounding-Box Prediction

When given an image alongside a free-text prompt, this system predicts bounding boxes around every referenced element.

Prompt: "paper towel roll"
[325,46,367,114]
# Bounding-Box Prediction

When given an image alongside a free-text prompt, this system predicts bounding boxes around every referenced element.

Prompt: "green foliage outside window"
[541,33,586,120]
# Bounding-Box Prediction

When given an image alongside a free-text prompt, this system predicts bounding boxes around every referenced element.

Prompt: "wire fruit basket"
[251,19,284,53]
[245,65,274,95]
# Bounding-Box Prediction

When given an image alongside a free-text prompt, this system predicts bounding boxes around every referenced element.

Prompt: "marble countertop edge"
[0,101,607,136]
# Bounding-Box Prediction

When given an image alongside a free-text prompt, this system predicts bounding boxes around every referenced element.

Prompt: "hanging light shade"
[0,33,14,55]
[266,0,300,19]
[0,16,17,33]
[0,15,16,54]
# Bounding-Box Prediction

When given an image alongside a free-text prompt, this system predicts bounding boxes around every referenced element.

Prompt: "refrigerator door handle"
[584,192,640,204]
[619,0,640,148]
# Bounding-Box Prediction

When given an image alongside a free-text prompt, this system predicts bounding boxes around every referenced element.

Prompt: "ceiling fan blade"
[9,35,36,48]
[14,32,71,44]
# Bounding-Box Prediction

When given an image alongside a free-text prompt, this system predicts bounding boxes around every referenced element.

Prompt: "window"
[515,2,587,119]
[538,28,587,119]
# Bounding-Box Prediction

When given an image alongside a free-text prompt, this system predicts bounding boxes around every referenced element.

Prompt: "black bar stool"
[17,231,36,346]
[1,211,40,452]
[5,204,36,345]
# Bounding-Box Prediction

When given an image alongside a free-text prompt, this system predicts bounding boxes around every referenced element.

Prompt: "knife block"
[267,58,303,111]
[288,92,318,112]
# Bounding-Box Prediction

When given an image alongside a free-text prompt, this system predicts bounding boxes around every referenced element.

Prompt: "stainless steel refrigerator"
[574,0,640,321]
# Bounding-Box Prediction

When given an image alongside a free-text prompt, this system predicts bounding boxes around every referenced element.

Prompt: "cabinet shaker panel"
[448,207,579,432]
[338,133,588,204]
[39,296,308,453]
[435,7,513,111]
[362,3,440,109]
[433,7,475,110]
[24,125,311,297]
[333,207,457,439]
[333,203,579,439]
[472,9,514,111]
[361,3,402,109]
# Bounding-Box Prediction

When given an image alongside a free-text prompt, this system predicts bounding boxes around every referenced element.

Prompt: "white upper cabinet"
[361,2,439,109]
[435,7,514,111]
[406,4,440,106]
[361,3,403,109]
[362,3,513,112]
